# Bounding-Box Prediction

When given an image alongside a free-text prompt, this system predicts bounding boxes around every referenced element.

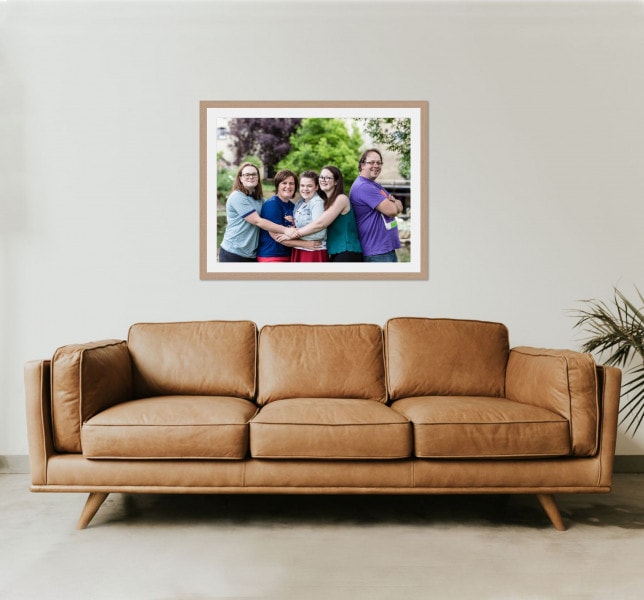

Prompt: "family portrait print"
[200,101,428,280]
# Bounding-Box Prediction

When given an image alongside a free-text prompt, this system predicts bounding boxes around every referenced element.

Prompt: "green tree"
[277,118,363,187]
[240,155,262,172]
[216,151,236,205]
[360,118,411,179]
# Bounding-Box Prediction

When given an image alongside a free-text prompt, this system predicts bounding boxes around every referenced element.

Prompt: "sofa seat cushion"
[81,396,257,459]
[250,398,412,459]
[391,396,571,458]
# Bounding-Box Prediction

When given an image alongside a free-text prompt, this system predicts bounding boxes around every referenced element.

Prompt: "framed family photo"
[199,100,428,280]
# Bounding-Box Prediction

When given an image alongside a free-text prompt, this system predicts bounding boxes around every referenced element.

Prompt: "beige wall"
[1,0,643,456]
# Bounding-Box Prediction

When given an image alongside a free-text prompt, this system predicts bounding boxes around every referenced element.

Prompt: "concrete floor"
[1,474,643,599]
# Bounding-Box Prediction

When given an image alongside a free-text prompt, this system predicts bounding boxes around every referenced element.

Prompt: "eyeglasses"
[241,173,258,179]
[319,176,334,182]
[363,161,383,167]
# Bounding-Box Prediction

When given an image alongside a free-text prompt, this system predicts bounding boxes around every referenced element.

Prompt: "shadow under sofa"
[24,318,621,530]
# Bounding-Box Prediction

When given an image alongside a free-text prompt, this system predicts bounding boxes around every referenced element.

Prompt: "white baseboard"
[0,455,31,474]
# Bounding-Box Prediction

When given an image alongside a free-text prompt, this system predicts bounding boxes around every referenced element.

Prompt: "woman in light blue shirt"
[218,163,297,262]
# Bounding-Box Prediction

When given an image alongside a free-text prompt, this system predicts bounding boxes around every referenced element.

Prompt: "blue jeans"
[364,250,398,263]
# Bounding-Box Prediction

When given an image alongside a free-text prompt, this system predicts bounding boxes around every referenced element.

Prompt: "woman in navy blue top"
[257,169,320,262]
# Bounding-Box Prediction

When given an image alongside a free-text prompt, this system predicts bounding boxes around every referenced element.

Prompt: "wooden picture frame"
[199,100,428,280]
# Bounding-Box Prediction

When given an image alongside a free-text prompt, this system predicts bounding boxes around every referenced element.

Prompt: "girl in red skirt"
[291,171,329,262]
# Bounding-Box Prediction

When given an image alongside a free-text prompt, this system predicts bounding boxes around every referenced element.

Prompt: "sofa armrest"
[505,347,600,456]
[51,339,133,453]
[24,360,54,485]
[596,365,621,485]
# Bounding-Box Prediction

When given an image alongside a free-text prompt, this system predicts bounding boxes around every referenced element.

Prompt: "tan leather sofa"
[24,318,621,530]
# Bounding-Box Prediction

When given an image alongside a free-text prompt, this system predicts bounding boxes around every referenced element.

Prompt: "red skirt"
[290,249,329,263]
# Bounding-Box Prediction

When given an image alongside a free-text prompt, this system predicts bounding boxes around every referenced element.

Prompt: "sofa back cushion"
[385,317,510,400]
[128,320,257,399]
[257,324,387,405]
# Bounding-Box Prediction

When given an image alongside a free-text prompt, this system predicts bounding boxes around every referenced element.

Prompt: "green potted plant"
[572,286,644,434]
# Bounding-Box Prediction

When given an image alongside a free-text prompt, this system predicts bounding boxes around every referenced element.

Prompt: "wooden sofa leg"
[536,494,566,531]
[77,492,109,530]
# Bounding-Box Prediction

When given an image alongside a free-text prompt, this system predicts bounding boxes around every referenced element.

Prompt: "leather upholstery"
[250,398,411,459]
[25,320,623,530]
[391,396,570,458]
[44,319,603,464]
[506,347,599,456]
[128,320,257,399]
[51,340,132,453]
[385,317,509,399]
[82,396,258,459]
[257,324,387,405]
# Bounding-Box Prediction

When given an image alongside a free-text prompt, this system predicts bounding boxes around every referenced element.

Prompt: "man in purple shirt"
[349,148,404,262]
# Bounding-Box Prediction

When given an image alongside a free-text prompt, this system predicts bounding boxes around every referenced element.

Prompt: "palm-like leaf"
[571,287,644,435]
[618,363,644,435]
